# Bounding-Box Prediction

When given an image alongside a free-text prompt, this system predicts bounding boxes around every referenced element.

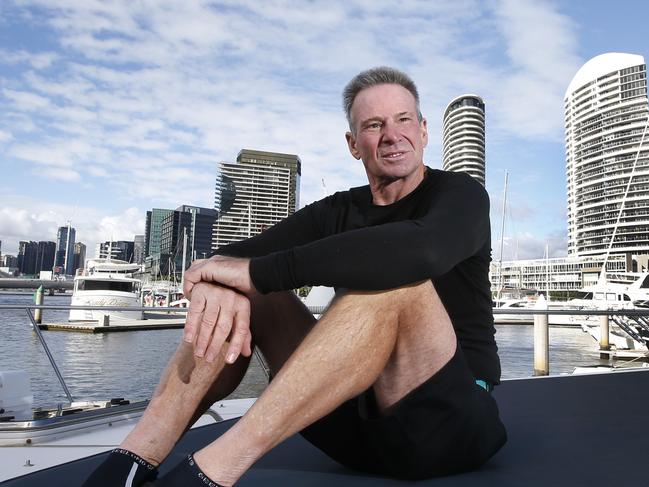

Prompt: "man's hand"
[183,255,256,300]
[184,282,252,364]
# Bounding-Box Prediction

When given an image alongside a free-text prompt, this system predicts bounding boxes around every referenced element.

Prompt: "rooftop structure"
[237,149,301,213]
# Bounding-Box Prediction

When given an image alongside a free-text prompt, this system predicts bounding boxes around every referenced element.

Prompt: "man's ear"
[421,118,429,148]
[346,131,361,160]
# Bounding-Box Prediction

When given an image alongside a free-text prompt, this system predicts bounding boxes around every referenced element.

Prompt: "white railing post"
[534,295,549,376]
[599,302,610,359]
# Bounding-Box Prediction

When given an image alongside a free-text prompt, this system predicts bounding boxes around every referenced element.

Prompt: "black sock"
[81,448,158,487]
[156,453,224,487]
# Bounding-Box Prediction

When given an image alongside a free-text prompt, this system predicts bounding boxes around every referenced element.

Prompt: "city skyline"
[2,1,649,260]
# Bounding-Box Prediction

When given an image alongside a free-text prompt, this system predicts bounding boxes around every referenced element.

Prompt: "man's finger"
[184,292,206,343]
[225,320,249,364]
[236,304,252,358]
[195,300,220,358]
[242,332,253,358]
[205,308,233,363]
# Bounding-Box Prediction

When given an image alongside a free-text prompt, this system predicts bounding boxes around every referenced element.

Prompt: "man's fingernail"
[184,333,193,343]
[227,353,236,363]
[206,353,215,363]
[196,348,204,357]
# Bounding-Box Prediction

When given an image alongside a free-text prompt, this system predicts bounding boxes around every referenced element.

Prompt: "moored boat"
[69,258,143,321]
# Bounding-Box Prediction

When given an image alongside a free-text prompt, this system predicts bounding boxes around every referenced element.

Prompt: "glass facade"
[54,225,76,275]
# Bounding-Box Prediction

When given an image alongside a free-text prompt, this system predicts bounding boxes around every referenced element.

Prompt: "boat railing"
[2,303,649,403]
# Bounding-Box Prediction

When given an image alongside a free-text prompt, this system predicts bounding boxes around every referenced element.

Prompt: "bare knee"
[336,280,439,320]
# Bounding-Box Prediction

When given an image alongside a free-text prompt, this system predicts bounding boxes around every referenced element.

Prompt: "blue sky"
[0,0,647,260]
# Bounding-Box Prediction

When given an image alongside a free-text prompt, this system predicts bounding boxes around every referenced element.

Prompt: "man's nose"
[381,121,400,143]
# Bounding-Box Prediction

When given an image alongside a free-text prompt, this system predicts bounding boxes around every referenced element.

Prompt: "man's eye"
[367,122,381,129]
[399,117,411,122]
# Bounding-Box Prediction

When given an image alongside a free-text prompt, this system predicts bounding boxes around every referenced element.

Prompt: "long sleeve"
[212,200,324,261]
[250,173,490,293]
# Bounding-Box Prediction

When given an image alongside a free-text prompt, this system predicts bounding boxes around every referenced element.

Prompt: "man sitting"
[83,66,506,487]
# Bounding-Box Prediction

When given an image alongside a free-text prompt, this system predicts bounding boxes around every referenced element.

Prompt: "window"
[78,280,135,292]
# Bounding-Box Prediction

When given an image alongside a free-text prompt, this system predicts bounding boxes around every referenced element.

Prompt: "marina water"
[1,293,610,407]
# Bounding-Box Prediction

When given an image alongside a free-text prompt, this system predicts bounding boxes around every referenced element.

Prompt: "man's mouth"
[382,151,405,159]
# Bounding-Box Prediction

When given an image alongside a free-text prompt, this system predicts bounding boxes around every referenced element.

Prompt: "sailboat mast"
[181,227,188,286]
[545,243,550,301]
[497,171,509,299]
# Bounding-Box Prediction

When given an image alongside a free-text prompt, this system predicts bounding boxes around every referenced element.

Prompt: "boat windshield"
[77,280,136,292]
[573,291,592,300]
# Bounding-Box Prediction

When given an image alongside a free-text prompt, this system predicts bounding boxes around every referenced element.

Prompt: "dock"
[38,312,185,332]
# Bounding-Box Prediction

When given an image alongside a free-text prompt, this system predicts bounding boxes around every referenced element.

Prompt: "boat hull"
[68,291,143,321]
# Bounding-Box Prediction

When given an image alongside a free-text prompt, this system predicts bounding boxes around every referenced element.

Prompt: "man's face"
[346,83,428,184]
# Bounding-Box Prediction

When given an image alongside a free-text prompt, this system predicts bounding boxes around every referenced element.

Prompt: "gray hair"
[342,66,423,132]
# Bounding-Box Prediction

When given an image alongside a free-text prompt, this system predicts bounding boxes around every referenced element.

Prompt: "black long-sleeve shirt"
[218,167,500,384]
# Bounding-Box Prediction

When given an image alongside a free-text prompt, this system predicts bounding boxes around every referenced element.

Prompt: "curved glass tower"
[565,53,649,257]
[442,94,486,186]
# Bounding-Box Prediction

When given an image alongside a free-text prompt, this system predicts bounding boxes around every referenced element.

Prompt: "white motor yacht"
[69,258,143,321]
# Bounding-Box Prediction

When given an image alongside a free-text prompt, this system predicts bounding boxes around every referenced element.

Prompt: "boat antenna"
[598,118,649,285]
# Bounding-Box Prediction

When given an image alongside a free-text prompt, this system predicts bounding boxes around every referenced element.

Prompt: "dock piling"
[599,312,610,359]
[34,286,43,324]
[533,295,549,376]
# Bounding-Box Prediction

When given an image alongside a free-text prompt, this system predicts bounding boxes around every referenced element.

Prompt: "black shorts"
[300,346,507,480]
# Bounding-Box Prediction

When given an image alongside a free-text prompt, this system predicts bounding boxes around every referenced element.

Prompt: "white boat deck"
[1,398,256,482]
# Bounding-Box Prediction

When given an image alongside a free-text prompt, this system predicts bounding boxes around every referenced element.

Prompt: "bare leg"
[194,280,455,486]
[120,342,239,465]
[120,290,316,465]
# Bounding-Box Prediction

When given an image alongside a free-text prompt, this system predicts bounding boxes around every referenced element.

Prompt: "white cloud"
[497,231,568,261]
[38,167,81,182]
[490,0,582,139]
[0,0,582,253]
[3,89,52,110]
[0,49,59,69]
[92,207,145,248]
[0,195,145,257]
[0,130,12,142]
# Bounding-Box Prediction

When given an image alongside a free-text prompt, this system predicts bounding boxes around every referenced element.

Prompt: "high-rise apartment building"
[36,241,56,273]
[18,241,38,275]
[236,149,301,213]
[98,240,135,262]
[54,223,76,275]
[17,241,56,275]
[73,242,86,273]
[442,95,486,186]
[565,53,649,257]
[1,254,18,269]
[159,206,217,276]
[145,209,173,259]
[133,235,145,265]
[213,159,292,250]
